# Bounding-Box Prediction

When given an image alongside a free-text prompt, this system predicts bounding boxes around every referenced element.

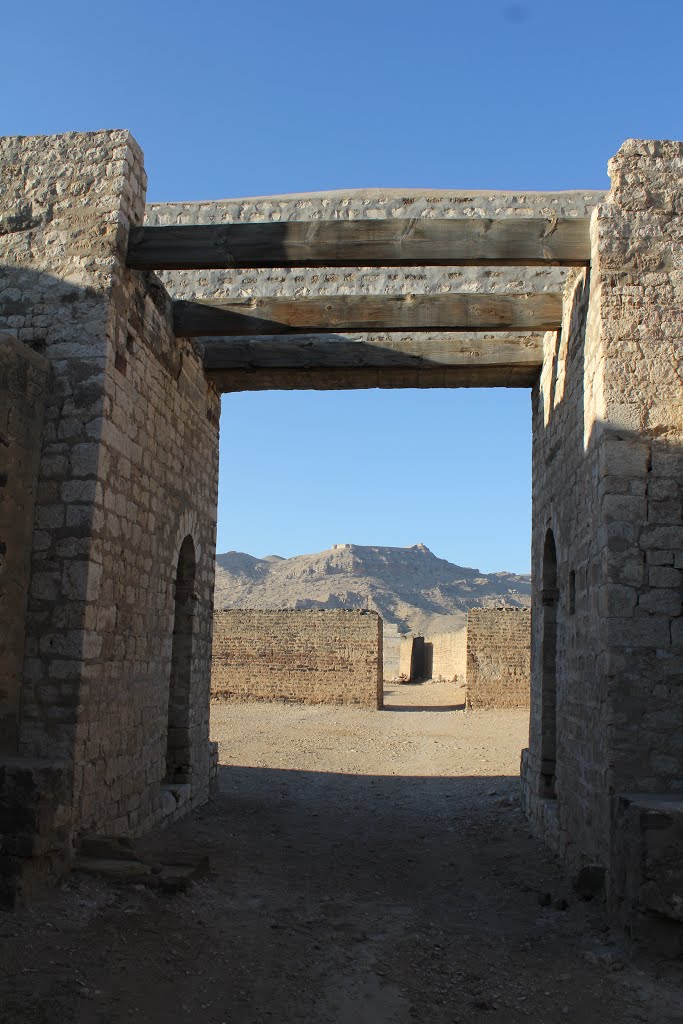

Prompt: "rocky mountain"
[214,543,531,636]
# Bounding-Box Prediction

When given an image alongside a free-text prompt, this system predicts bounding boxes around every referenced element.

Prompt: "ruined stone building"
[0,131,681,948]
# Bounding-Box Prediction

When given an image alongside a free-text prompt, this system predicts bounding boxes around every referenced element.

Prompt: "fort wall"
[424,628,468,682]
[522,143,683,944]
[466,609,531,709]
[0,132,220,902]
[382,623,402,681]
[211,610,383,708]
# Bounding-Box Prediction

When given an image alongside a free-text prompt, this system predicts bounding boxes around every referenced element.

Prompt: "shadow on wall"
[527,255,683,940]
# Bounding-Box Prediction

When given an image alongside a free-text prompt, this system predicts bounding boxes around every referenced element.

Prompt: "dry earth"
[1,681,681,1024]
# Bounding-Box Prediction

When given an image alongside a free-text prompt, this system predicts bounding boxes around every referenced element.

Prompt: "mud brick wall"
[397,634,425,681]
[424,629,467,681]
[211,610,383,708]
[466,609,531,709]
[382,624,402,682]
[0,334,49,753]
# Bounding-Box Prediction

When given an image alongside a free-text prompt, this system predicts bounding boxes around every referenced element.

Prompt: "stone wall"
[397,634,426,681]
[1,130,680,940]
[465,609,531,709]
[382,623,402,681]
[424,629,467,681]
[522,141,683,946]
[0,334,49,753]
[211,610,383,708]
[0,131,221,901]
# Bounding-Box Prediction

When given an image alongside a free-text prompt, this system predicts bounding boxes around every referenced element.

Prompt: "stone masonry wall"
[211,610,383,708]
[382,623,402,681]
[466,610,530,709]
[523,141,683,922]
[0,334,49,753]
[424,629,467,681]
[0,132,221,865]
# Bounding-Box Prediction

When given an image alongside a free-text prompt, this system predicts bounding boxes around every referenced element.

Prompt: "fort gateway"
[0,132,681,947]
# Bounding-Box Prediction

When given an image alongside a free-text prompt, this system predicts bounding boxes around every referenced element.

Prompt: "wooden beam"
[208,364,540,392]
[174,293,562,336]
[128,217,590,270]
[201,333,544,371]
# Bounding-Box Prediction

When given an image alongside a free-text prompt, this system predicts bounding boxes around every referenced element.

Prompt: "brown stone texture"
[0,334,49,753]
[424,628,467,681]
[465,609,531,709]
[211,610,383,708]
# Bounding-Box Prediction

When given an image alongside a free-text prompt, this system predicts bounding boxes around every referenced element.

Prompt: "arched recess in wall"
[540,528,558,798]
[166,535,196,784]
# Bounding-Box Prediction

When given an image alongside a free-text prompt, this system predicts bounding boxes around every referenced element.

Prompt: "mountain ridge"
[214,543,531,636]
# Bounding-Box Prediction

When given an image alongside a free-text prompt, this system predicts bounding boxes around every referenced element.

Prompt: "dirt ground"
[1,680,681,1024]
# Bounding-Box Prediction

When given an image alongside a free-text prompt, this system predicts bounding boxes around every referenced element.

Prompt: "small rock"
[538,892,552,907]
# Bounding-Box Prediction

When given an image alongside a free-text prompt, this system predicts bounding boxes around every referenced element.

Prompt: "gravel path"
[1,681,681,1023]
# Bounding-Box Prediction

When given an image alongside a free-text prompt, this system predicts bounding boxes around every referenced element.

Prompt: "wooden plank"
[207,363,541,391]
[173,293,562,337]
[201,333,544,371]
[128,217,590,269]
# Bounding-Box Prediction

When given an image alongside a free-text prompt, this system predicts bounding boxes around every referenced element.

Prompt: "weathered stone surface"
[466,609,531,709]
[0,333,49,753]
[423,628,468,682]
[211,609,383,708]
[611,793,683,955]
[0,131,220,901]
[522,141,683,951]
[0,131,680,951]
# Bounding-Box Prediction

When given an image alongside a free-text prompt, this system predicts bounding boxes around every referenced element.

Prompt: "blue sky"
[5,0,683,573]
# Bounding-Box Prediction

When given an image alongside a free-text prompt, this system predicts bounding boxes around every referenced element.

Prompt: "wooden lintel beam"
[128,217,590,270]
[201,333,544,372]
[207,364,540,392]
[173,293,562,337]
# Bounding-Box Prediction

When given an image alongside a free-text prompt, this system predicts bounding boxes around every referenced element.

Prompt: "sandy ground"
[1,680,681,1023]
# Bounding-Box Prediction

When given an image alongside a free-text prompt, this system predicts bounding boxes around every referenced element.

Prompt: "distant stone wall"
[382,624,402,681]
[397,634,426,681]
[212,610,383,707]
[466,609,531,709]
[424,629,467,681]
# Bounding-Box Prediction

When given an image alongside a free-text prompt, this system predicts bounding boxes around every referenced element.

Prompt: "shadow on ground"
[1,765,681,1024]
[383,703,466,712]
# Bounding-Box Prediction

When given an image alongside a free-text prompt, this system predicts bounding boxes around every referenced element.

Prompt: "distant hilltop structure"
[214,543,531,637]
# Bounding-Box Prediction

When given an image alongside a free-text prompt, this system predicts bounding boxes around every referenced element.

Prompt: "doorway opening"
[540,528,558,798]
[166,534,196,784]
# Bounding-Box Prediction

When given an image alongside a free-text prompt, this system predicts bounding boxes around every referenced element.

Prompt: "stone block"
[648,566,681,588]
[598,584,637,617]
[607,616,671,648]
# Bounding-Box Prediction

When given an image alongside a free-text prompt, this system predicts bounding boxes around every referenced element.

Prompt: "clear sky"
[5,0,683,573]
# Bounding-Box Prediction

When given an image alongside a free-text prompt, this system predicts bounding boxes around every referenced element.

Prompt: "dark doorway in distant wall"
[166,535,196,783]
[540,529,558,798]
